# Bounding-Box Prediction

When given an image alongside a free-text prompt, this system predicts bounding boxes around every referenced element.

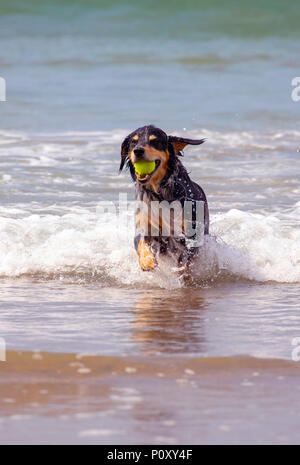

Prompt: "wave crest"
[0,206,299,287]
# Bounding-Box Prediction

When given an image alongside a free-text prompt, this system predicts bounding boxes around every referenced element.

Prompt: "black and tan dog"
[120,125,209,271]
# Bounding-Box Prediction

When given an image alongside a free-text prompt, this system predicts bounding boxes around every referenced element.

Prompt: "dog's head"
[120,125,205,192]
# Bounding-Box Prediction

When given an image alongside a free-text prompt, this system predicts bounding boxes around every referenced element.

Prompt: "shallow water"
[0,0,300,445]
[0,279,299,360]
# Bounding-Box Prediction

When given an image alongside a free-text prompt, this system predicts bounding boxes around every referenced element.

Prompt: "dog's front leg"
[134,235,156,271]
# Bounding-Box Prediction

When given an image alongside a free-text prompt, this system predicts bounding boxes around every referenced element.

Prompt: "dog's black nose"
[134,147,145,158]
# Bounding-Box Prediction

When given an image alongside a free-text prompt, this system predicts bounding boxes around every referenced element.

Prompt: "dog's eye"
[150,138,161,148]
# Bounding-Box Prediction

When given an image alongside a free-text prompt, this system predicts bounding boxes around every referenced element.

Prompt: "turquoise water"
[0,0,299,132]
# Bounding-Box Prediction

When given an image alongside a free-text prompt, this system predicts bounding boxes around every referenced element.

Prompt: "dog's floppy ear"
[168,135,205,156]
[120,135,131,172]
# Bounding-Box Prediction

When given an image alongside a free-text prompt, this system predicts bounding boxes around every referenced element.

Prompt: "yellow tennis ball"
[134,160,156,176]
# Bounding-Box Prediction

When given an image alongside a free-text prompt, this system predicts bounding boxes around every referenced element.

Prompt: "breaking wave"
[0,205,299,287]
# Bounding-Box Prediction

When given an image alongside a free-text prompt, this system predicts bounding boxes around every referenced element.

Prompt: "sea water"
[0,0,300,445]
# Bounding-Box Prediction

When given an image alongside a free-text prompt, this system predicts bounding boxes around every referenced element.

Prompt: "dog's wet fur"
[120,125,209,271]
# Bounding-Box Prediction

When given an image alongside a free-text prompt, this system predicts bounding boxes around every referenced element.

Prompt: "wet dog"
[120,125,209,271]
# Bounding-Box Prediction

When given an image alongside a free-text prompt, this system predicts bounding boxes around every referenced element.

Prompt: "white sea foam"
[0,128,299,287]
[0,205,299,286]
[0,127,299,157]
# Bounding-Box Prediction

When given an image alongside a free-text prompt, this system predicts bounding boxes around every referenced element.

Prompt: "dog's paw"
[139,253,156,271]
[137,239,156,271]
